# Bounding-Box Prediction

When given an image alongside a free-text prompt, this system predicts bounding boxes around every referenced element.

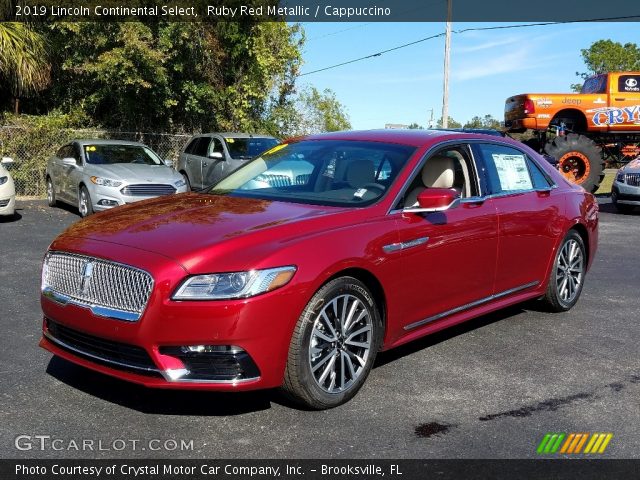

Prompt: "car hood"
[88,163,181,183]
[55,193,350,272]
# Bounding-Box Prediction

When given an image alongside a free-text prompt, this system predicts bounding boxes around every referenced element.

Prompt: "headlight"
[0,176,7,186]
[616,173,625,183]
[172,266,296,300]
[174,179,186,188]
[90,176,122,187]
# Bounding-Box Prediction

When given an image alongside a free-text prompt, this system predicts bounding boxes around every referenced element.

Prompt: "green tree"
[463,114,502,130]
[407,123,424,129]
[572,39,640,91]
[0,22,49,114]
[277,86,351,136]
[436,116,462,129]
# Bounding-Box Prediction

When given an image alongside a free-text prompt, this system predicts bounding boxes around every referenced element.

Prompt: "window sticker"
[86,146,97,152]
[492,153,533,191]
[353,188,368,198]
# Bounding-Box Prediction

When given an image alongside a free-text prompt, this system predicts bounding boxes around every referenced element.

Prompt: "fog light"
[97,199,119,206]
[180,345,243,354]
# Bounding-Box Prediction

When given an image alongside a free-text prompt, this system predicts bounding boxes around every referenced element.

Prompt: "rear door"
[472,142,561,294]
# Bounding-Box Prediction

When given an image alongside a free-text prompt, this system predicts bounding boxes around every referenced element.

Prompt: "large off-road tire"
[541,230,587,312]
[544,133,604,193]
[282,277,382,409]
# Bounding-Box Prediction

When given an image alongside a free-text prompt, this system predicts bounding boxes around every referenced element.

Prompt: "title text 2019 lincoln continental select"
[40,130,598,409]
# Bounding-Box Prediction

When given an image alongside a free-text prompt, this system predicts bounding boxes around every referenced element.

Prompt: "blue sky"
[297,21,639,129]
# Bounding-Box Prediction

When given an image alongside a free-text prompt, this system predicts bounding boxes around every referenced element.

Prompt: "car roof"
[301,129,512,147]
[72,139,147,147]
[197,133,276,139]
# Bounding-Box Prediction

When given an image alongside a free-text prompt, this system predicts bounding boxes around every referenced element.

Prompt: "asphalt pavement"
[0,199,638,459]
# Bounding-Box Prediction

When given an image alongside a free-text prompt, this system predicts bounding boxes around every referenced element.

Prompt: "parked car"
[177,133,278,190]
[611,157,640,213]
[40,130,598,409]
[0,157,16,217]
[46,140,188,217]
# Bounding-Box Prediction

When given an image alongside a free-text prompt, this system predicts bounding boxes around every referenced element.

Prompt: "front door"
[393,144,499,331]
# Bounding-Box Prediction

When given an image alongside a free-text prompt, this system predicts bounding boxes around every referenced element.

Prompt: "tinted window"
[184,138,199,154]
[56,145,71,158]
[211,138,224,154]
[209,140,416,207]
[476,144,534,194]
[193,137,211,157]
[527,157,553,189]
[581,74,607,94]
[224,137,279,160]
[619,75,640,93]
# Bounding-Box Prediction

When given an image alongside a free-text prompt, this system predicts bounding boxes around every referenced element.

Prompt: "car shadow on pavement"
[45,356,275,415]
[0,211,22,222]
[374,304,528,368]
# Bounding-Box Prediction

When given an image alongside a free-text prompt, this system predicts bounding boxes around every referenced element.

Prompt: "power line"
[298,15,640,77]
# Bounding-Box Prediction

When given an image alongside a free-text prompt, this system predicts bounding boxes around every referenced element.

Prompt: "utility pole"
[441,0,452,128]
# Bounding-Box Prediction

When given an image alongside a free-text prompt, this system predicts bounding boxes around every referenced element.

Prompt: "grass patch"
[595,169,615,195]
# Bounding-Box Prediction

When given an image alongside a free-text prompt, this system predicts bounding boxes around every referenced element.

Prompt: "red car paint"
[40,130,598,391]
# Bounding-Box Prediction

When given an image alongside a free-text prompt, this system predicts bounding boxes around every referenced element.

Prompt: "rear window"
[581,75,607,94]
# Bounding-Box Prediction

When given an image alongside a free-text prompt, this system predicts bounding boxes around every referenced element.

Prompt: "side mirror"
[62,157,77,166]
[208,151,224,160]
[164,158,175,167]
[1,157,14,165]
[404,188,460,213]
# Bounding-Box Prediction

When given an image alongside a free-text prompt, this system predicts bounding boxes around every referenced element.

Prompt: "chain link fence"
[0,126,191,197]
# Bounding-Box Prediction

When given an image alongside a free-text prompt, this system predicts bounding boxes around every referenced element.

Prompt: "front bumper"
[40,240,304,391]
[612,180,640,205]
[0,195,15,216]
[90,184,189,211]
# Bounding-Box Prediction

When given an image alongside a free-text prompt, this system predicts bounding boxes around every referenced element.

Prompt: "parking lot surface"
[1,199,638,458]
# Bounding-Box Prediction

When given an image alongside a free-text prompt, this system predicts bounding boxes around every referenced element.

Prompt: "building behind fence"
[0,126,191,197]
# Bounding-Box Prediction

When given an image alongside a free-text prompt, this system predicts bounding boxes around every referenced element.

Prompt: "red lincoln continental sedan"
[40,130,598,409]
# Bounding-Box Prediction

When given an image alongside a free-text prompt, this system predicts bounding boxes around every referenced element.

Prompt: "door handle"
[203,162,208,167]
[615,98,625,101]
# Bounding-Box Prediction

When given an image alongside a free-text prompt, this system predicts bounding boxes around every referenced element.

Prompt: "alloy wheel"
[79,189,89,217]
[47,180,53,204]
[556,239,584,304]
[308,294,372,394]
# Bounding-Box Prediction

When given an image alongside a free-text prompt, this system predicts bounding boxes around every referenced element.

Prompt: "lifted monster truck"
[505,72,640,192]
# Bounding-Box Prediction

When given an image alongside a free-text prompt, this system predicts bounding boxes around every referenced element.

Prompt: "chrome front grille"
[625,173,640,187]
[42,252,153,321]
[120,184,176,196]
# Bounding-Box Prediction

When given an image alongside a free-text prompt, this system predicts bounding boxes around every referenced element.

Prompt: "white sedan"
[0,157,16,217]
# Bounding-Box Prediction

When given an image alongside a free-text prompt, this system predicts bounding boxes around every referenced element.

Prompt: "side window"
[527,157,553,189]
[193,137,211,157]
[184,138,199,154]
[56,146,68,158]
[211,138,224,154]
[398,145,478,208]
[581,74,607,94]
[618,75,640,93]
[476,143,535,194]
[72,144,82,164]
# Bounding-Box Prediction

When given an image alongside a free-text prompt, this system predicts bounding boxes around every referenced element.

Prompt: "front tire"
[78,185,93,218]
[611,189,636,213]
[544,134,604,193]
[541,230,587,312]
[46,177,57,207]
[282,277,382,409]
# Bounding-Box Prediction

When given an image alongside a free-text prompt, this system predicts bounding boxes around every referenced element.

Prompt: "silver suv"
[177,133,278,190]
[46,140,188,217]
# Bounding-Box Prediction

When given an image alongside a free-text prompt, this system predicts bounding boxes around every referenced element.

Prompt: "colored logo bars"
[537,433,613,454]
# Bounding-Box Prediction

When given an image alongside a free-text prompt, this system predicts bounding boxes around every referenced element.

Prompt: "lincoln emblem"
[80,261,94,294]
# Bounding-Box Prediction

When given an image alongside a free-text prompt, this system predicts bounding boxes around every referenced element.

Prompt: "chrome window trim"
[403,281,539,331]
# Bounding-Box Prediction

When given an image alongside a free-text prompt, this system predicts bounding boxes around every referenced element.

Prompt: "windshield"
[224,137,279,160]
[83,144,163,165]
[208,140,416,207]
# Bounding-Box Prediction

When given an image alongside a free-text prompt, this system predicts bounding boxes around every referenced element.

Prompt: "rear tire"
[544,133,604,193]
[282,277,382,409]
[541,230,587,312]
